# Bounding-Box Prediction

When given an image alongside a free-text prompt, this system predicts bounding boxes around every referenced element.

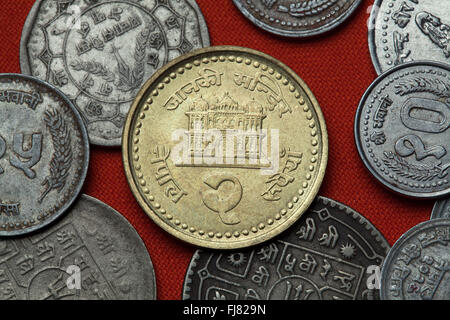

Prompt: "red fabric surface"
[0,0,433,300]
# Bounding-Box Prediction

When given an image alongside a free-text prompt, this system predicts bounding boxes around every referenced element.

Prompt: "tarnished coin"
[369,0,450,74]
[182,196,390,300]
[0,74,89,237]
[380,219,450,300]
[20,0,210,146]
[123,46,328,249]
[431,198,450,219]
[0,195,156,300]
[354,61,450,199]
[232,0,362,38]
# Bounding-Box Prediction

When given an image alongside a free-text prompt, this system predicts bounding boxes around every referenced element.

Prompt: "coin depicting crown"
[123,46,328,249]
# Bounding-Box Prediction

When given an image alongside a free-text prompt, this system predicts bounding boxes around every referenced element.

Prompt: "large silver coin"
[0,74,89,237]
[20,0,210,146]
[369,0,450,74]
[431,198,450,219]
[380,219,450,300]
[354,61,450,199]
[0,195,156,300]
[182,197,389,300]
[232,0,362,38]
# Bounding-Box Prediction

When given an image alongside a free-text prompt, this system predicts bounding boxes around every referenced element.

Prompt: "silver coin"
[369,0,450,75]
[431,198,450,219]
[232,0,362,38]
[0,74,89,237]
[380,219,450,300]
[354,61,450,199]
[0,194,156,300]
[182,196,389,300]
[20,0,210,147]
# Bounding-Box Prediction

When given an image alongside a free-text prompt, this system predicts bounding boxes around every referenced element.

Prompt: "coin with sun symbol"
[340,243,357,259]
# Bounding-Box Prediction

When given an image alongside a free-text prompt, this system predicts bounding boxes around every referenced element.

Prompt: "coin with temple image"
[354,61,450,199]
[123,46,328,250]
[380,219,450,300]
[182,197,390,300]
[20,0,210,146]
[232,0,363,38]
[0,74,89,237]
[369,0,450,74]
[0,195,156,300]
[431,197,450,219]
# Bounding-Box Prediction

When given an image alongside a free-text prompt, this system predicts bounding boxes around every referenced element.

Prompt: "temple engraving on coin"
[0,195,156,300]
[369,0,450,74]
[232,0,362,38]
[0,74,89,236]
[380,219,450,300]
[123,46,328,249]
[355,62,450,198]
[20,0,210,146]
[182,197,390,300]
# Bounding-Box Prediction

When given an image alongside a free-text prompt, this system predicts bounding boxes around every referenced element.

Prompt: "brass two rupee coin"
[123,46,328,249]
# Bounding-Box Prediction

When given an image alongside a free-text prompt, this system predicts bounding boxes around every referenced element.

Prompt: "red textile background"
[0,0,433,300]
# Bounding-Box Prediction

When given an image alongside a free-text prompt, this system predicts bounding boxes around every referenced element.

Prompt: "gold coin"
[123,46,328,249]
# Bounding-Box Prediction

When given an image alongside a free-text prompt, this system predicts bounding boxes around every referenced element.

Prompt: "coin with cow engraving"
[182,196,390,300]
[123,46,328,249]
[431,197,450,219]
[0,74,89,237]
[354,61,450,199]
[369,0,450,74]
[0,194,156,300]
[232,0,362,38]
[20,0,210,146]
[380,219,450,300]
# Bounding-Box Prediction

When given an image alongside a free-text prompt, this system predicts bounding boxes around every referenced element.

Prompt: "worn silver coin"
[20,0,210,146]
[355,61,450,199]
[182,196,389,300]
[0,74,89,237]
[232,0,362,38]
[0,194,156,300]
[431,198,450,219]
[369,0,450,75]
[380,219,450,300]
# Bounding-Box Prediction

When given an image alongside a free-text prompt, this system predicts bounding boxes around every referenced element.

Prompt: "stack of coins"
[0,0,448,301]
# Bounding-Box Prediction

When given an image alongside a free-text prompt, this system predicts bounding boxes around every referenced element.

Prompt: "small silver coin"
[0,195,156,300]
[369,0,450,75]
[431,198,450,219]
[0,74,89,237]
[354,61,450,199]
[182,197,389,300]
[380,219,450,300]
[232,0,362,38]
[20,0,210,146]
